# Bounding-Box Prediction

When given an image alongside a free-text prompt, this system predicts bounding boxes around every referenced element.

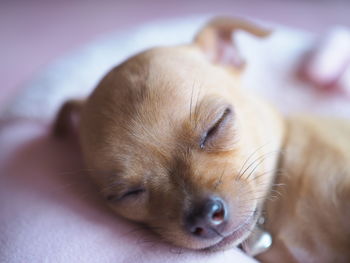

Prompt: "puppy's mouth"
[203,209,259,251]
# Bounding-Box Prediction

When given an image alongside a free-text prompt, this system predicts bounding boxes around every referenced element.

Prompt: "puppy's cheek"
[158,227,217,250]
[220,180,258,222]
[109,203,149,222]
[239,181,259,208]
[246,174,271,206]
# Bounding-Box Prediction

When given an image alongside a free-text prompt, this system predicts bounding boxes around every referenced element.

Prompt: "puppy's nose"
[185,196,227,238]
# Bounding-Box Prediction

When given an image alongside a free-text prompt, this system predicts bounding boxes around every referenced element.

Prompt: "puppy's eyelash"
[200,107,232,149]
[120,188,145,199]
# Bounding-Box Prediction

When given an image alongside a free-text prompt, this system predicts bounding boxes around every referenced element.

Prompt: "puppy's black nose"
[185,196,227,238]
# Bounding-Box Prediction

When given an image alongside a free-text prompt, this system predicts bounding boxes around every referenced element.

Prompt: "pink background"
[1,0,350,110]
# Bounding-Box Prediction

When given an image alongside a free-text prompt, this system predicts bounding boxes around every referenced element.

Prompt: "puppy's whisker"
[247,164,263,182]
[240,187,275,197]
[237,142,273,177]
[239,150,283,181]
[237,196,266,205]
[235,188,267,197]
[242,159,266,182]
[238,196,267,203]
[237,188,272,199]
[247,168,285,183]
[237,151,275,181]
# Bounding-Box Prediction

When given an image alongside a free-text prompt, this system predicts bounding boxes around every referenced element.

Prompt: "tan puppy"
[54,18,350,262]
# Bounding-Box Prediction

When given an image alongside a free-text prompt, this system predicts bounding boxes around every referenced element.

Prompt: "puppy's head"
[55,17,284,250]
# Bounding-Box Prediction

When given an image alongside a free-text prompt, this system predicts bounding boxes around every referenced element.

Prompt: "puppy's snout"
[185,197,228,238]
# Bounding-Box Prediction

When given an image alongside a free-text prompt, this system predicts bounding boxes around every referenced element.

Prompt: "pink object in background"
[299,26,350,95]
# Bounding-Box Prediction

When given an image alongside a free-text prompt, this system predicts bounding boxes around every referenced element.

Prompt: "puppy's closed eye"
[200,106,234,151]
[107,188,146,202]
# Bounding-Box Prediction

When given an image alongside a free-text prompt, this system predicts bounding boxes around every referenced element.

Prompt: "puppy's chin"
[159,206,259,251]
[203,210,259,252]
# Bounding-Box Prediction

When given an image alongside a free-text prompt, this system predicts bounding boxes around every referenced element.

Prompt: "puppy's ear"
[194,17,271,70]
[53,99,84,138]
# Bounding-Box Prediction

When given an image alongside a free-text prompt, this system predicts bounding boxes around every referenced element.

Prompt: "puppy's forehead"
[93,47,214,127]
[115,47,206,94]
[105,46,236,113]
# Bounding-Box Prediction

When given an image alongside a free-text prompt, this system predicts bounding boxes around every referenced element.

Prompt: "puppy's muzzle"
[185,196,227,239]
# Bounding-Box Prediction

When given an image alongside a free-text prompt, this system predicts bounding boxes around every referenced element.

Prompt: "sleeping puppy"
[54,18,350,262]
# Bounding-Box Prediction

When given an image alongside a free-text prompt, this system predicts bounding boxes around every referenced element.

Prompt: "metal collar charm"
[242,217,272,257]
